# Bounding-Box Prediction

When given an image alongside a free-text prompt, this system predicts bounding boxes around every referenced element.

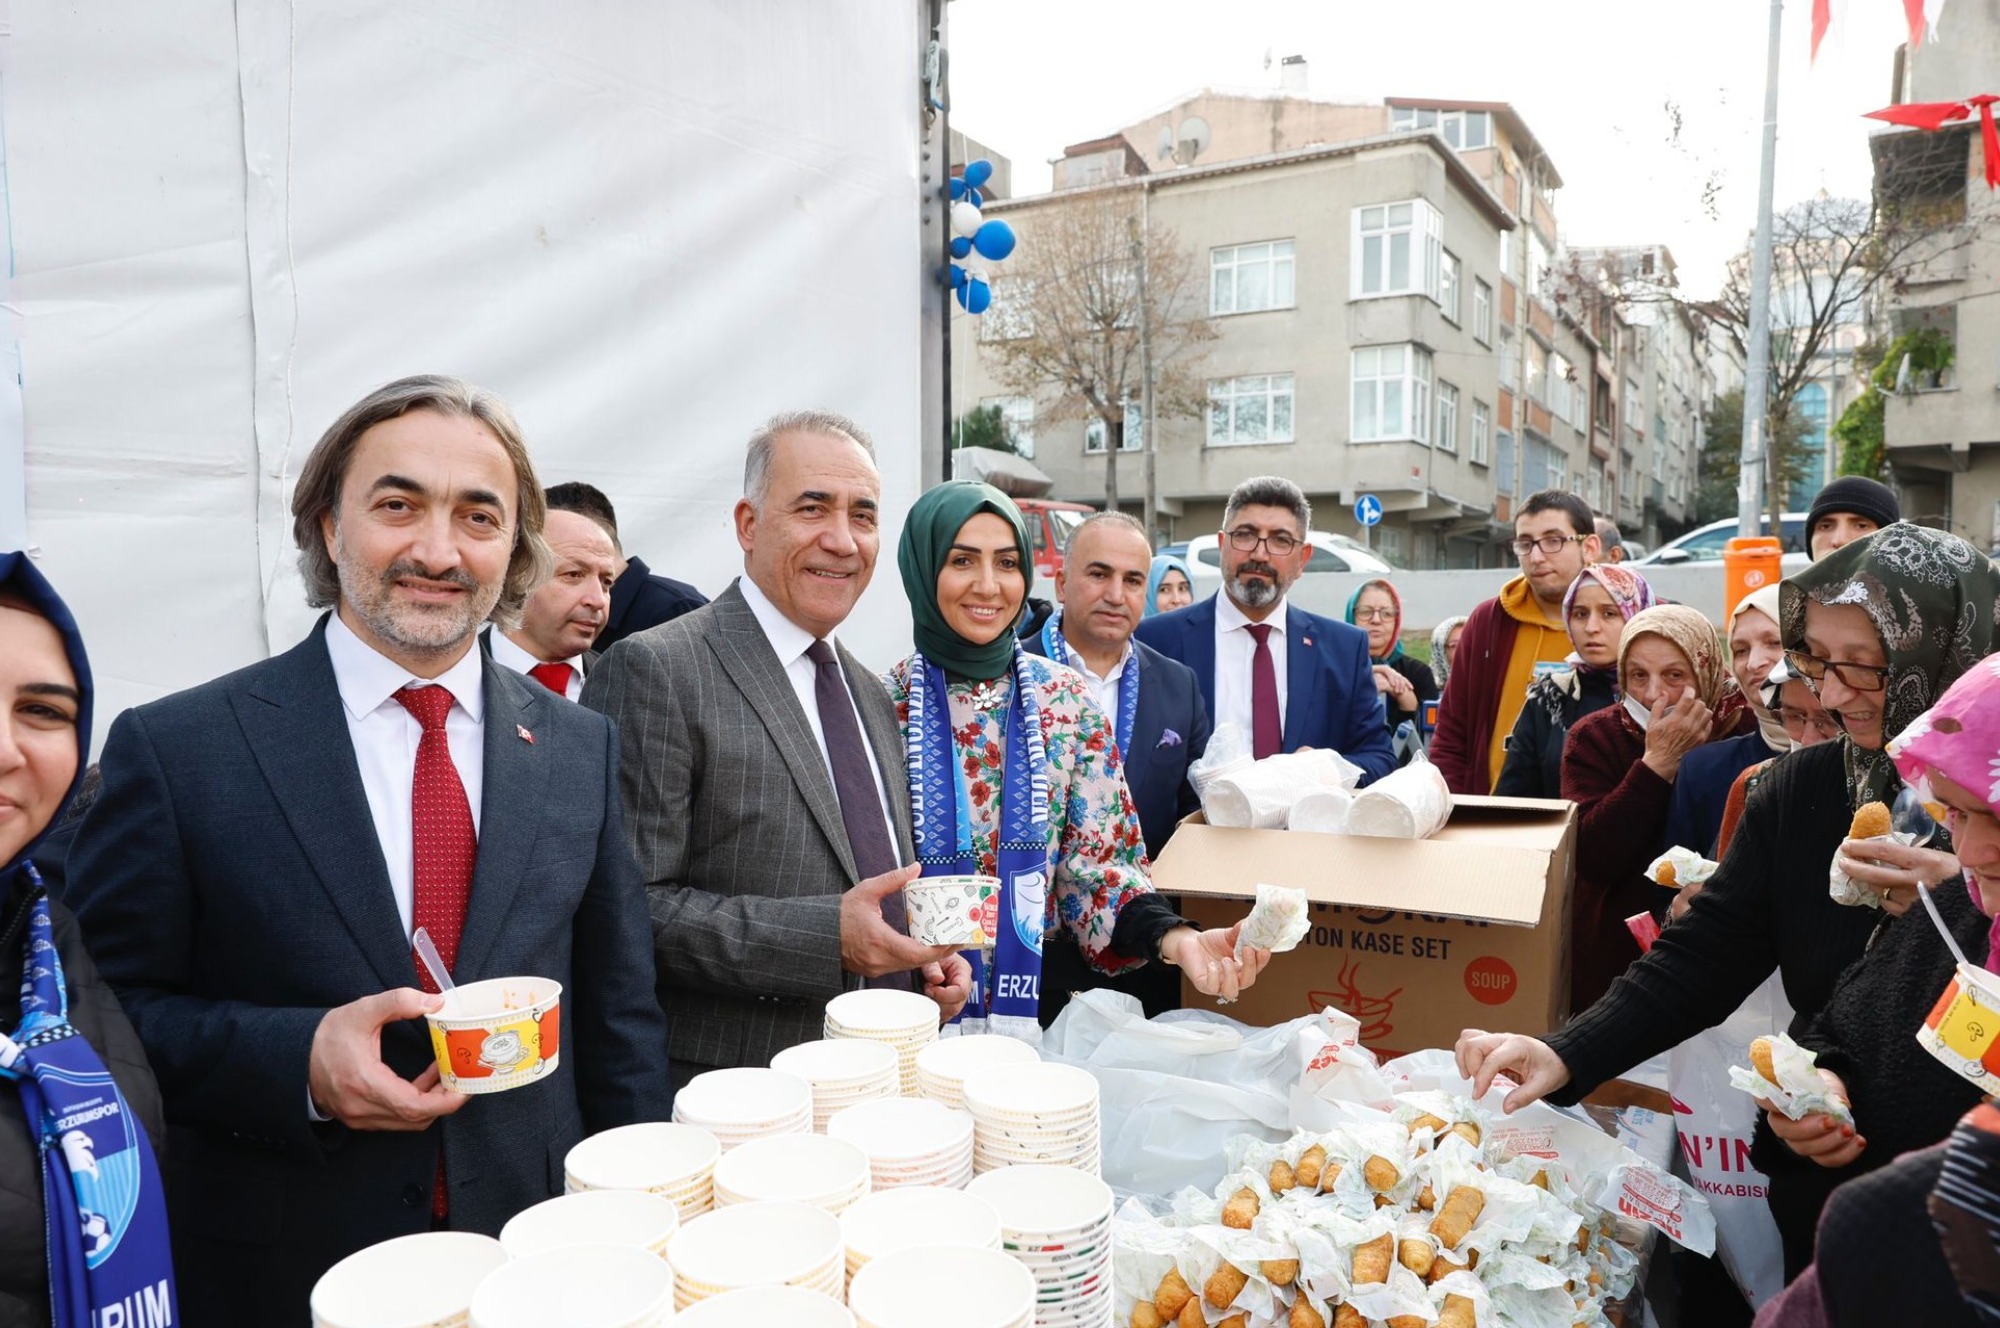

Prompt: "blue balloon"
[962,278,992,314]
[949,177,967,201]
[967,187,983,208]
[950,262,971,290]
[950,236,973,260]
[964,159,994,188]
[972,219,1016,262]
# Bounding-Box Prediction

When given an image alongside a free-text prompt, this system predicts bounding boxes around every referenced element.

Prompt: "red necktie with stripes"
[1247,623,1282,759]
[528,661,573,696]
[392,684,475,1219]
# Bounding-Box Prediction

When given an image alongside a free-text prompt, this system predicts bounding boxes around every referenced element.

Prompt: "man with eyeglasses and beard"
[1430,489,1602,796]
[1135,476,1394,783]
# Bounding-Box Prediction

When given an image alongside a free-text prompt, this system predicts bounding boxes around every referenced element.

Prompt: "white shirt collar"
[737,574,824,667]
[1216,591,1289,638]
[1051,608,1133,683]
[325,610,488,722]
[486,626,583,679]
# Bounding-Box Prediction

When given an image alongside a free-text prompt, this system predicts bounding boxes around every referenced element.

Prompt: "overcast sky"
[948,0,1921,299]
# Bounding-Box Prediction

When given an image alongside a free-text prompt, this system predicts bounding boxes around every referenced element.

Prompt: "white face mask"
[1624,694,1653,731]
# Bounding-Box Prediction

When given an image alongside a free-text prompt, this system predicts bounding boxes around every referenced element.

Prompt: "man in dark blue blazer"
[64,377,672,1326]
[1135,476,1395,784]
[1022,512,1210,1019]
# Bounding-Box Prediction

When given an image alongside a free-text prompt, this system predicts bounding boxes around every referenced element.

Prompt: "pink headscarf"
[1890,655,2000,971]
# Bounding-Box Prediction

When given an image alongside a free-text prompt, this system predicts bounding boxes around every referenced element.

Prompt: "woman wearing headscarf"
[1750,656,2000,1328]
[1144,554,1194,618]
[1430,615,1468,692]
[1345,580,1437,747]
[1662,585,1791,856]
[886,483,1271,1041]
[1458,524,1996,1277]
[1494,565,1655,800]
[0,551,175,1326]
[1558,604,1755,1010]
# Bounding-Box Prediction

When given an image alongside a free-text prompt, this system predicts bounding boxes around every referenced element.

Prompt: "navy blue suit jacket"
[1022,630,1211,861]
[64,620,672,1325]
[595,554,707,652]
[1135,594,1396,784]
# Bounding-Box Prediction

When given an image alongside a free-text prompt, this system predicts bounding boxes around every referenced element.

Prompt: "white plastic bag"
[1665,972,1791,1308]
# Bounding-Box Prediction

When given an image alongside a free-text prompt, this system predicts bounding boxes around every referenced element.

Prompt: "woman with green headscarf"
[887,482,1272,1042]
[1455,523,1998,1274]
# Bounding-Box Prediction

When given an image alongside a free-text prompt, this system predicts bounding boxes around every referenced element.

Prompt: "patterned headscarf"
[1781,522,2000,811]
[1617,604,1743,734]
[1560,565,1656,675]
[1345,579,1404,663]
[1728,585,1791,754]
[1431,615,1468,690]
[1890,654,2000,969]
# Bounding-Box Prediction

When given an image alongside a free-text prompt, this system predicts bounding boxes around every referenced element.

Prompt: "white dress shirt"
[1213,592,1290,737]
[1048,611,1133,724]
[487,627,586,701]
[737,577,899,853]
[324,611,487,943]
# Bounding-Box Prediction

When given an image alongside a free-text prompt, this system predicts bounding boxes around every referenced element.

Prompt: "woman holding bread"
[1458,523,1998,1276]
[1560,602,1753,1011]
[886,482,1271,1041]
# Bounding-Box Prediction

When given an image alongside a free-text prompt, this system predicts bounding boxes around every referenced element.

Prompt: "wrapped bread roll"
[1154,1268,1195,1319]
[1333,1306,1366,1328]
[1416,1183,1436,1211]
[1408,1113,1449,1136]
[1363,1155,1401,1191]
[1176,1297,1204,1328]
[1218,1316,1248,1328]
[1223,1187,1260,1230]
[1449,1121,1481,1148]
[1270,1158,1297,1194]
[1397,1236,1435,1277]
[1750,1036,1777,1083]
[1428,1254,1464,1284]
[1131,1303,1164,1328]
[1851,801,1892,839]
[1387,1317,1427,1328]
[1429,1186,1486,1247]
[1296,1143,1327,1190]
[1353,1232,1393,1285]
[1205,1262,1249,1310]
[1438,1293,1476,1328]
[1289,1297,1326,1328]
[1261,1258,1299,1287]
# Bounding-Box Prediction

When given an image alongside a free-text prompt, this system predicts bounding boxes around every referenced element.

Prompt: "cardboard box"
[1152,795,1577,1058]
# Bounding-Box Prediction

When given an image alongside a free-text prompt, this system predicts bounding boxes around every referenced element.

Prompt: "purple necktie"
[806,641,911,987]
[1247,623,1282,759]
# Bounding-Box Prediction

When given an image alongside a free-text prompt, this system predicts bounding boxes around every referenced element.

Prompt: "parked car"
[1174,530,1395,585]
[1015,498,1095,581]
[1634,512,1811,570]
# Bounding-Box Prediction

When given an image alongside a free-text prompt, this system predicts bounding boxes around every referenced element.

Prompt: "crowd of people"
[4,371,1996,1325]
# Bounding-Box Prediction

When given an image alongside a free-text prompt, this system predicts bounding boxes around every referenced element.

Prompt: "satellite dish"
[1175,116,1210,166]
[1157,125,1175,161]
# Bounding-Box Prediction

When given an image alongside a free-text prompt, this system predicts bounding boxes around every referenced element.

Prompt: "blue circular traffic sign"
[1354,494,1383,527]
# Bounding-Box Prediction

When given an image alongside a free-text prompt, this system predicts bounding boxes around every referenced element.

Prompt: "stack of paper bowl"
[565,1121,722,1222]
[771,1038,902,1131]
[713,1132,873,1214]
[312,1232,507,1328]
[966,1165,1116,1328]
[822,989,940,1094]
[666,1199,846,1309]
[913,1034,1040,1110]
[840,1184,1005,1289]
[827,1097,975,1190]
[499,1191,680,1259]
[847,1246,1036,1328]
[469,1245,673,1328]
[672,1067,814,1150]
[963,1063,1101,1175]
[672,1285,857,1328]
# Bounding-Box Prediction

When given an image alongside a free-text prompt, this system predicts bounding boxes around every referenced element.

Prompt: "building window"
[1084,398,1143,454]
[1471,400,1491,466]
[1440,252,1461,324]
[1473,280,1493,345]
[1436,381,1459,453]
[1377,524,1407,565]
[1586,464,1602,511]
[983,395,1035,459]
[1525,344,1547,404]
[1211,240,1296,315]
[1352,200,1442,301]
[1390,107,1493,150]
[1527,230,1551,301]
[1351,344,1434,443]
[1549,353,1573,424]
[1207,374,1295,447]
[980,279,1035,342]
[1495,428,1515,496]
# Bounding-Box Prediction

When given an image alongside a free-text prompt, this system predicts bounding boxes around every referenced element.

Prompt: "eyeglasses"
[1779,709,1843,739]
[1225,528,1301,556]
[1509,534,1588,558]
[1353,607,1397,623]
[1783,648,1892,694]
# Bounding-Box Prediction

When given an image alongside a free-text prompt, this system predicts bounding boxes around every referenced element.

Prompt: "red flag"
[1865,95,2000,188]
[1904,0,1927,46]
[1811,0,1831,60]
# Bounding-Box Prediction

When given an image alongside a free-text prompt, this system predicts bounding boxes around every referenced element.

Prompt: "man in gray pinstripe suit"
[583,412,970,1083]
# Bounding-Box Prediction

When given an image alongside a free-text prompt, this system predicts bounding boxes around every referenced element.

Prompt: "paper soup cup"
[468,1244,672,1328]
[312,1231,507,1328]
[902,875,1000,948]
[1919,962,2000,1094]
[427,976,562,1095]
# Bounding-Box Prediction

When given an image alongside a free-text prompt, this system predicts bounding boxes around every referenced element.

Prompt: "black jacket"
[1494,667,1615,800]
[1374,655,1437,751]
[594,555,707,652]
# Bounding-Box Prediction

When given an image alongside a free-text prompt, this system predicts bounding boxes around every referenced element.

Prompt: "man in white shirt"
[583,411,970,1082]
[487,504,619,700]
[64,375,670,1322]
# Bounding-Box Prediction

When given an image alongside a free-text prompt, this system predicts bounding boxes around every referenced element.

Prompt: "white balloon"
[951,200,984,238]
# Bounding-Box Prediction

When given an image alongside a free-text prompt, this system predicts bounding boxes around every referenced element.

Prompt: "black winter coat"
[1494,666,1616,800]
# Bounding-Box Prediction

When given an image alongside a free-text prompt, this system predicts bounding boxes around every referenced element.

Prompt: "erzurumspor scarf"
[898,481,1034,681]
[1781,522,2000,812]
[1039,608,1140,761]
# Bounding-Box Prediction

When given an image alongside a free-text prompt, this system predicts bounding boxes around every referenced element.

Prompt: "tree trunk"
[1105,415,1121,512]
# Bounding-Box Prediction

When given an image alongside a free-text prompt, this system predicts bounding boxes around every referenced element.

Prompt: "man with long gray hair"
[1135,476,1393,781]
[583,410,971,1085]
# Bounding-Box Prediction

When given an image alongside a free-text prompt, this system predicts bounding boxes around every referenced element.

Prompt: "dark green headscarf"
[898,480,1035,680]
[1779,521,2000,810]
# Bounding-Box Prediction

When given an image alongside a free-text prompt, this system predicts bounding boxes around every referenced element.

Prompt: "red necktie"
[391,684,475,1220]
[1247,623,1282,759]
[528,661,573,696]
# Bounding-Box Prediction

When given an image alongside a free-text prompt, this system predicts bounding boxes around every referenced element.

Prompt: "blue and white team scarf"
[1039,608,1141,763]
